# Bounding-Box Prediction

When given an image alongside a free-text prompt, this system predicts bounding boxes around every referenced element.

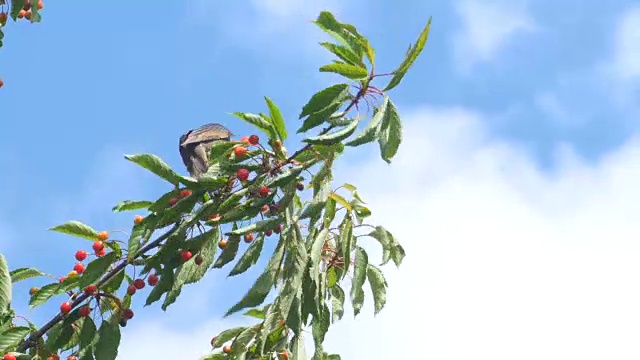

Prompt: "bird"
[179,123,233,178]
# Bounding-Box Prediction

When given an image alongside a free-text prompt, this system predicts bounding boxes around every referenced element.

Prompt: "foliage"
[0,10,431,360]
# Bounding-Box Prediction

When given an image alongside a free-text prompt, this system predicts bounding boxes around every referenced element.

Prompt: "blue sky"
[1,0,640,359]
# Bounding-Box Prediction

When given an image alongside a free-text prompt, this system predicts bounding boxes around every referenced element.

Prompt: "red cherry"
[133,279,145,290]
[236,168,250,181]
[58,276,67,284]
[296,182,304,191]
[147,274,159,286]
[218,239,228,249]
[180,250,192,263]
[75,250,87,261]
[79,306,91,317]
[97,231,109,241]
[240,136,250,144]
[123,308,134,320]
[248,135,259,145]
[84,285,97,296]
[60,302,72,314]
[258,186,270,198]
[244,233,254,243]
[168,197,179,206]
[209,214,222,222]
[67,356,78,360]
[234,146,248,158]
[180,189,192,198]
[126,284,136,296]
[73,263,85,274]
[92,241,104,252]
[262,204,269,213]
[4,354,17,360]
[223,345,232,354]
[95,247,107,257]
[265,229,273,236]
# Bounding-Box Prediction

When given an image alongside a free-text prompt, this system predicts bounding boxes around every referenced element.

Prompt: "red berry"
[218,239,228,249]
[38,0,44,10]
[210,336,217,347]
[240,136,250,144]
[97,231,109,241]
[180,250,192,263]
[92,241,104,252]
[79,306,91,317]
[244,233,254,243]
[180,189,192,198]
[127,284,136,295]
[274,223,282,234]
[29,287,39,296]
[223,345,232,354]
[60,302,72,314]
[168,197,179,206]
[234,146,248,158]
[73,263,85,274]
[262,204,269,213]
[195,254,203,265]
[296,182,304,191]
[236,168,250,181]
[281,350,289,360]
[123,308,134,320]
[248,135,259,145]
[133,279,145,290]
[209,214,222,222]
[134,215,144,225]
[258,186,270,198]
[84,285,97,296]
[67,357,78,360]
[95,247,107,257]
[265,229,273,236]
[4,354,17,360]
[75,250,87,261]
[147,274,159,286]
[58,276,67,283]
[17,9,25,19]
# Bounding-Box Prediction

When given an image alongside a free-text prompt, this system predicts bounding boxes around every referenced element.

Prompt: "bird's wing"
[179,123,232,147]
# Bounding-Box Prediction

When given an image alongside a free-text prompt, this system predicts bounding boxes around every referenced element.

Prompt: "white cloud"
[117,105,640,359]
[452,0,537,72]
[611,7,640,80]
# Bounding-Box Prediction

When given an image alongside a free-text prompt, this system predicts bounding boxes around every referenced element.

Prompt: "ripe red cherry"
[126,284,136,295]
[168,197,179,206]
[79,306,91,317]
[67,356,78,360]
[240,136,250,144]
[92,241,104,252]
[236,168,249,181]
[147,274,159,286]
[95,247,107,257]
[73,263,85,274]
[258,186,270,198]
[223,345,232,354]
[4,354,17,360]
[58,276,67,283]
[209,214,222,222]
[75,250,87,261]
[84,285,97,295]
[60,302,72,314]
[123,308,134,320]
[180,250,192,263]
[248,135,259,145]
[180,189,192,198]
[262,204,269,213]
[265,229,273,236]
[97,231,109,241]
[133,279,145,290]
[218,239,228,249]
[234,146,248,158]
[244,233,254,243]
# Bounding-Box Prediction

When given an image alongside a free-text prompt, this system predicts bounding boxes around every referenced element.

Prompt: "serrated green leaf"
[124,154,181,186]
[10,0,26,21]
[111,200,153,213]
[323,198,337,228]
[367,226,405,267]
[377,99,402,163]
[328,192,351,211]
[79,317,97,348]
[0,326,30,353]
[229,233,265,277]
[208,141,238,162]
[101,270,125,295]
[145,268,174,307]
[345,96,388,147]
[383,17,432,92]
[93,316,121,360]
[0,254,11,311]
[28,282,63,308]
[366,264,387,315]
[242,308,265,319]
[276,222,308,319]
[298,101,344,134]
[350,246,368,317]
[49,221,99,241]
[303,119,359,145]
[265,97,288,141]
[266,166,304,189]
[213,234,241,269]
[339,214,353,279]
[313,11,365,59]
[227,217,282,236]
[309,229,328,285]
[78,252,118,290]
[319,42,363,67]
[231,112,277,139]
[311,304,330,355]
[330,284,345,322]
[229,326,258,356]
[291,333,307,360]
[319,63,369,80]
[212,327,246,348]
[299,84,349,120]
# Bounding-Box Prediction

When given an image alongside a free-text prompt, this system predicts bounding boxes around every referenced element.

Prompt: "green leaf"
[126,224,146,261]
[303,119,359,145]
[229,233,265,277]
[124,154,181,186]
[382,17,432,92]
[298,101,344,134]
[366,264,387,315]
[242,308,265,319]
[299,84,350,119]
[49,221,99,241]
[226,217,283,236]
[93,316,121,360]
[9,267,44,283]
[229,326,258,356]
[208,141,238,161]
[377,99,402,163]
[264,97,288,141]
[350,246,368,317]
[213,235,241,269]
[291,333,308,360]
[313,11,366,59]
[28,0,41,23]
[323,197,337,228]
[311,304,330,354]
[211,327,246,348]
[367,226,405,267]
[79,317,97,349]
[345,96,388,147]
[266,166,304,189]
[330,285,345,322]
[78,252,118,290]
[0,255,11,311]
[319,42,363,67]
[145,268,174,307]
[338,214,353,279]
[28,282,63,308]
[309,229,328,285]
[276,222,309,318]
[319,63,369,80]
[101,269,125,294]
[232,112,277,139]
[0,326,30,353]
[9,0,26,21]
[224,235,286,317]
[111,200,153,212]
[328,192,352,211]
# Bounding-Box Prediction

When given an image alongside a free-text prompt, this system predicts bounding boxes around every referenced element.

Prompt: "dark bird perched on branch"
[179,123,232,178]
